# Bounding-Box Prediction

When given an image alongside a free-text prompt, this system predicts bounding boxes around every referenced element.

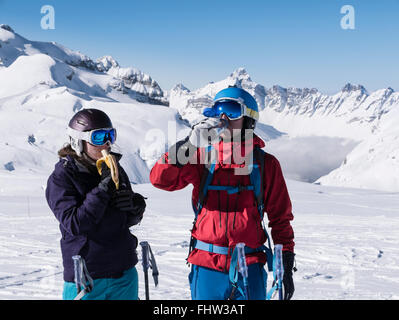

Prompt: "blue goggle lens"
[203,100,243,120]
[91,128,116,146]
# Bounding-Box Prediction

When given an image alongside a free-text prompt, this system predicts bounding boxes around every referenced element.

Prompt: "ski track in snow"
[0,173,399,300]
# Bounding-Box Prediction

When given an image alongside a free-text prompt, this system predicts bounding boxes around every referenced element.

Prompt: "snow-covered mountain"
[0,24,167,105]
[1,24,398,191]
[317,104,399,191]
[170,67,399,192]
[0,25,184,183]
[170,67,398,138]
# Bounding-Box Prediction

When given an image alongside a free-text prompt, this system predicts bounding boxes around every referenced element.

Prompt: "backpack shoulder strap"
[192,146,217,218]
[250,147,266,218]
[251,147,274,271]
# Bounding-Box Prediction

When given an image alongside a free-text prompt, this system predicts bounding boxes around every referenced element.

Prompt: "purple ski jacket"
[46,155,139,282]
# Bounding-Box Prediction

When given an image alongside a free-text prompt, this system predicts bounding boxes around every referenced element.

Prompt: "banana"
[96,149,119,190]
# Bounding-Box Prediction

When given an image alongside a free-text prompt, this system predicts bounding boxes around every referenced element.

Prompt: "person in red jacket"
[150,87,295,300]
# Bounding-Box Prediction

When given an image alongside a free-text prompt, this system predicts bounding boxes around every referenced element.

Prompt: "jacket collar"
[201,133,265,169]
[63,151,122,175]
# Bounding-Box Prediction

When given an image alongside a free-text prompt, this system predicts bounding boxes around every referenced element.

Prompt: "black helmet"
[68,109,113,132]
[67,109,114,156]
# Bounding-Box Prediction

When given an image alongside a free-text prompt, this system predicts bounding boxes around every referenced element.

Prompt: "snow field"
[1,172,398,300]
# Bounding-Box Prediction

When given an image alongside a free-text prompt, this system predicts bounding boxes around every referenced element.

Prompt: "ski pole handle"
[236,243,250,300]
[274,244,284,300]
[140,241,150,300]
[236,243,248,278]
[72,255,82,293]
[140,241,150,271]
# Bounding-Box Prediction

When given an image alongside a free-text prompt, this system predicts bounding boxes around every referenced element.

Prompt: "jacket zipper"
[224,174,232,272]
[196,208,208,229]
[255,199,263,243]
[217,179,222,228]
[225,174,230,241]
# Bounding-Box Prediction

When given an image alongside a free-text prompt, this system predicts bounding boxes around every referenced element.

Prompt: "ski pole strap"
[266,277,283,300]
[228,245,246,299]
[148,244,159,286]
[266,253,278,300]
[72,255,94,300]
[266,280,279,300]
[74,288,88,301]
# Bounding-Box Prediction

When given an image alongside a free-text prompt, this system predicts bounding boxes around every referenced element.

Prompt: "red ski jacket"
[150,134,294,272]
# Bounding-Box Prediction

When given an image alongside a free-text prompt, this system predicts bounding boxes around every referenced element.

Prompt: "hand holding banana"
[96,149,119,190]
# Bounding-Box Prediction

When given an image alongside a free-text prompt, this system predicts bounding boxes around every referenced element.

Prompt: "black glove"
[111,189,147,226]
[168,137,197,168]
[282,251,296,300]
[98,162,115,194]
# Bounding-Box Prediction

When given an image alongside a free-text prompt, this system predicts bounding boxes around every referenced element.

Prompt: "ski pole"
[140,241,159,300]
[140,242,150,300]
[275,244,284,300]
[236,243,250,300]
[72,255,94,300]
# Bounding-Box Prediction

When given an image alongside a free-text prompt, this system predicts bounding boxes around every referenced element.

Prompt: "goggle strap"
[67,127,91,142]
[246,107,259,121]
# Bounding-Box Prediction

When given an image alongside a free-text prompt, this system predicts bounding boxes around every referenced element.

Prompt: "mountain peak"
[0,24,14,33]
[342,83,368,94]
[172,83,190,93]
[96,55,119,72]
[229,67,251,81]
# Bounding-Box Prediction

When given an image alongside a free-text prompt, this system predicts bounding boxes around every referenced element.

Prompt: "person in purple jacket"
[46,109,146,300]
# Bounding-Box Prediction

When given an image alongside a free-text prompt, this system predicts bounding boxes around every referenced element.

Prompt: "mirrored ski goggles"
[203,99,245,120]
[90,128,117,145]
[68,127,117,146]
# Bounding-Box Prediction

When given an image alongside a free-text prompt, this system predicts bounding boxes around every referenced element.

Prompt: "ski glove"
[168,118,227,167]
[98,162,115,194]
[168,136,197,168]
[283,251,296,300]
[111,189,147,226]
[188,118,227,148]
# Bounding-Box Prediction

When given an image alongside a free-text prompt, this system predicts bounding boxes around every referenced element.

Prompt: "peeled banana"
[96,149,119,190]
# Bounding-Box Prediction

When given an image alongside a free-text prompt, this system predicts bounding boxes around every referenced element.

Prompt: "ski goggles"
[90,128,117,145]
[203,99,247,120]
[67,127,117,146]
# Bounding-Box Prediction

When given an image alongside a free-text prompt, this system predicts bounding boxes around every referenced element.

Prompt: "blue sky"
[1,0,398,94]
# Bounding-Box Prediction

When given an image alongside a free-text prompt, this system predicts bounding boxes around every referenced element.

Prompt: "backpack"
[187,145,273,272]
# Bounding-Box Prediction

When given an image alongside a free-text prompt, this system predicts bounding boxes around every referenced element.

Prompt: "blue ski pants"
[63,267,138,300]
[189,263,268,300]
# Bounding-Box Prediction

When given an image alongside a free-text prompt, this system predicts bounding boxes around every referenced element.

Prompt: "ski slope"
[0,170,398,300]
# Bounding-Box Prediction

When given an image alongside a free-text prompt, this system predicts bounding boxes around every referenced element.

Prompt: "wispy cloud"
[267,136,359,183]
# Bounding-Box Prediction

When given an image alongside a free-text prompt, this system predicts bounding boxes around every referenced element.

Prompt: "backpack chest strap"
[207,185,254,194]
